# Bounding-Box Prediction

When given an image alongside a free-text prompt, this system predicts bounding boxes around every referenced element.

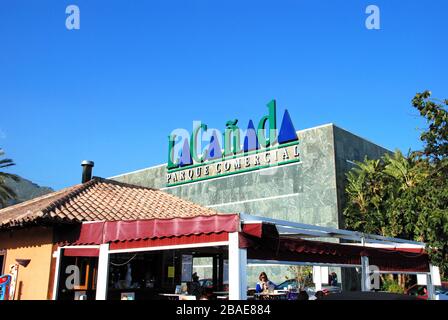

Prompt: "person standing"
[188,272,203,299]
[330,272,338,286]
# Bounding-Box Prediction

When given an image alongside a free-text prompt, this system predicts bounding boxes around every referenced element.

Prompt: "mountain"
[1,176,53,208]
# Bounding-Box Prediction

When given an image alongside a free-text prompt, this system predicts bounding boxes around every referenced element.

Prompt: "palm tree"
[344,157,388,235]
[0,148,19,207]
[383,150,428,191]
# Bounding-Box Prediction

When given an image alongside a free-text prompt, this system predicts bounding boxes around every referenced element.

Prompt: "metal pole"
[427,264,436,300]
[218,254,224,292]
[313,266,322,291]
[52,247,62,300]
[361,256,370,292]
[95,243,110,300]
[228,232,247,300]
[212,255,218,292]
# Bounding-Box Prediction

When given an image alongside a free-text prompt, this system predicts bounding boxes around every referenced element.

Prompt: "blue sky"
[0,0,447,190]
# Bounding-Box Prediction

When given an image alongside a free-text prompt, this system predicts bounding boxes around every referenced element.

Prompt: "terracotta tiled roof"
[0,177,220,228]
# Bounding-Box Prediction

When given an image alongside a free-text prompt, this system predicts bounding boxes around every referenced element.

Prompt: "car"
[404,284,428,300]
[405,284,448,300]
[198,278,229,291]
[198,278,229,298]
[320,292,418,300]
[435,286,448,300]
[441,281,448,289]
[274,279,298,290]
[199,278,213,288]
[274,279,341,297]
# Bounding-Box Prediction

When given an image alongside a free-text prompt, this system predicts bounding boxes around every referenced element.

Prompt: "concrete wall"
[111,124,391,288]
[112,124,340,228]
[332,125,391,229]
[0,226,54,300]
[332,126,391,290]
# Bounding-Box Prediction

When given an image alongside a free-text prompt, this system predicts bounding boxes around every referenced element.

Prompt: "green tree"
[344,157,390,235]
[286,266,313,289]
[344,151,422,239]
[412,90,448,161]
[0,148,18,207]
[411,91,448,278]
[343,91,448,279]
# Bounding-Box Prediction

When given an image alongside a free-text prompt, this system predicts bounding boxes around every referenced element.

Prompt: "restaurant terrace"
[0,177,439,300]
[53,215,437,300]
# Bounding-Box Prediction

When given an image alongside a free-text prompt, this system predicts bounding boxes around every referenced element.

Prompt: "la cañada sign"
[166,100,300,187]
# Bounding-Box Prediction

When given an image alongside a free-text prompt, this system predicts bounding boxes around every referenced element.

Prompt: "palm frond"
[0,149,18,205]
[0,184,16,207]
[0,162,15,169]
[0,172,20,182]
[0,157,15,165]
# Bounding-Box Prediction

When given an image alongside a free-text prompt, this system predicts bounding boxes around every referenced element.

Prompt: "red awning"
[74,222,105,245]
[242,222,278,239]
[240,223,430,273]
[63,216,429,273]
[64,248,100,257]
[110,232,228,250]
[72,214,239,245]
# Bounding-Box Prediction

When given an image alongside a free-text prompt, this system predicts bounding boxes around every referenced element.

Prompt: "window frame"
[0,250,6,275]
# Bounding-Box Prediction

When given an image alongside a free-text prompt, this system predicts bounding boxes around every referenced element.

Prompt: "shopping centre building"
[113,125,388,228]
[0,100,438,300]
[109,101,390,287]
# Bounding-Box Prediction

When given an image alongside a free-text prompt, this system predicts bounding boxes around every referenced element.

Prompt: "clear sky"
[0,0,447,190]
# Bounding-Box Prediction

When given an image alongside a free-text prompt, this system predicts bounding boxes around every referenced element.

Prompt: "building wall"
[112,124,340,228]
[0,226,54,300]
[332,126,391,290]
[332,125,391,228]
[111,124,391,287]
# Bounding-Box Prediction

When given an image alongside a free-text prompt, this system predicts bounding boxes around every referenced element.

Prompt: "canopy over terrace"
[240,213,429,273]
[54,213,438,300]
[0,177,226,300]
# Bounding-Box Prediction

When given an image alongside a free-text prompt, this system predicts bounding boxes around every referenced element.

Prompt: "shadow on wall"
[0,226,53,250]
[17,281,24,300]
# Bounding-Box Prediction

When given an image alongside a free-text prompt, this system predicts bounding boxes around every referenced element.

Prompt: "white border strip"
[343,243,425,249]
[108,241,229,254]
[60,245,101,249]
[247,259,361,268]
[378,271,429,275]
[296,123,333,134]
[109,163,167,179]
[162,161,302,190]
[207,192,301,208]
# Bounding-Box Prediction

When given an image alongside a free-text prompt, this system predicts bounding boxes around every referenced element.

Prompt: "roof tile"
[0,177,221,228]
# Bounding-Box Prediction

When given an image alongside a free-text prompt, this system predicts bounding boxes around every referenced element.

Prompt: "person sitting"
[187,273,203,299]
[256,272,276,293]
[297,290,309,300]
[314,290,325,300]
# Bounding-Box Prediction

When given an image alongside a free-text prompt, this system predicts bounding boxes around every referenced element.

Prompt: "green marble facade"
[110,124,390,286]
[112,123,389,228]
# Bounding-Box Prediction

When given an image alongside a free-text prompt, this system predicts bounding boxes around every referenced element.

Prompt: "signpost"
[8,264,19,300]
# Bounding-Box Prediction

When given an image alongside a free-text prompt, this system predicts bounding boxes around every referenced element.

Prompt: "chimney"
[81,160,94,183]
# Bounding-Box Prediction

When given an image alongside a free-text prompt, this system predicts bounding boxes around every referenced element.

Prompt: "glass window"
[0,251,5,275]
